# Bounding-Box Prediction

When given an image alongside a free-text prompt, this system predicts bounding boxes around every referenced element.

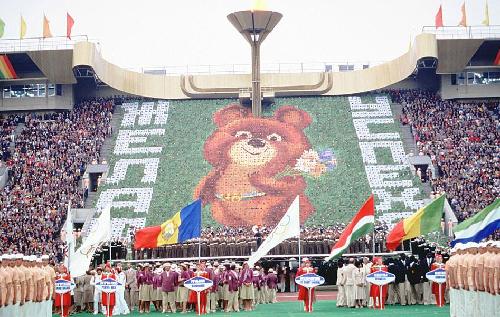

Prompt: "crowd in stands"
[389,89,499,222]
[0,98,114,261]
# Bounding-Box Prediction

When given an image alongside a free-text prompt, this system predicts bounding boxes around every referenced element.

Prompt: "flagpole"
[67,200,72,270]
[198,200,202,262]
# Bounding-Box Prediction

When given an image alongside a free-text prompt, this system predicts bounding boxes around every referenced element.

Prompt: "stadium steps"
[391,103,417,155]
[9,123,25,153]
[391,103,432,196]
[100,106,124,162]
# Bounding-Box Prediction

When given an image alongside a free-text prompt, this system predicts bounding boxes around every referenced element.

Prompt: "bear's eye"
[267,133,282,142]
[235,131,252,138]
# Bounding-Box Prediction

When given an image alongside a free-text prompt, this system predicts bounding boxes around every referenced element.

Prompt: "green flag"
[0,18,5,38]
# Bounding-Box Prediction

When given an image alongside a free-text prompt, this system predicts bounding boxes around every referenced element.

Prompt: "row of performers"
[334,255,448,310]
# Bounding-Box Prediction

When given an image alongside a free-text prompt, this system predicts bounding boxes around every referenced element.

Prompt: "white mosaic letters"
[348,96,392,118]
[373,188,425,212]
[106,158,160,184]
[359,141,407,164]
[353,118,400,140]
[349,95,426,223]
[114,129,165,155]
[365,165,414,188]
[121,101,170,127]
[95,188,153,214]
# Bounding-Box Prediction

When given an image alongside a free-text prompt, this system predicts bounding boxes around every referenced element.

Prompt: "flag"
[494,49,500,66]
[435,5,443,28]
[43,14,52,38]
[482,1,490,26]
[0,55,18,79]
[247,196,300,267]
[458,2,467,27]
[451,199,500,247]
[69,205,111,277]
[0,18,5,38]
[134,200,201,249]
[325,195,374,261]
[386,195,446,251]
[20,16,26,39]
[67,12,74,39]
[62,202,75,267]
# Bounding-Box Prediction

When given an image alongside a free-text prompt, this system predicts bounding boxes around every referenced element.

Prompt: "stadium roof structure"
[0,26,499,99]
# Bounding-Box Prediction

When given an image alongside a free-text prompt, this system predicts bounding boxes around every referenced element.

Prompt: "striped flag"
[451,199,499,247]
[325,195,374,261]
[386,195,445,251]
[134,200,201,249]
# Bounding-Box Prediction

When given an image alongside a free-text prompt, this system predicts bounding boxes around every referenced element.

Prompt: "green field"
[56,301,450,317]
[95,95,426,230]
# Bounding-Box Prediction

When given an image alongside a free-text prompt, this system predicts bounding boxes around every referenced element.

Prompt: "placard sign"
[184,276,213,292]
[55,279,76,294]
[95,277,121,294]
[426,268,447,284]
[366,270,395,286]
[295,273,325,289]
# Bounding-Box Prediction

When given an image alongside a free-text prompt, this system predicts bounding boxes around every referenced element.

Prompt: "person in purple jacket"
[239,262,254,311]
[252,268,262,307]
[267,268,278,303]
[207,263,219,313]
[152,266,163,312]
[160,263,178,313]
[178,263,191,313]
[137,264,154,313]
[224,264,240,313]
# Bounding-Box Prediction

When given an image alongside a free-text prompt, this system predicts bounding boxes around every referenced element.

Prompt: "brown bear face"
[204,104,312,171]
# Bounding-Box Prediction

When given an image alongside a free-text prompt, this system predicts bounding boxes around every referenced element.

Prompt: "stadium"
[0,1,498,316]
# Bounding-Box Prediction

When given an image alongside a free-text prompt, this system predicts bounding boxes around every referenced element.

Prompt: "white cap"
[0,255,3,261]
[41,255,49,260]
[30,255,37,261]
[36,258,42,263]
[16,253,24,259]
[268,268,274,273]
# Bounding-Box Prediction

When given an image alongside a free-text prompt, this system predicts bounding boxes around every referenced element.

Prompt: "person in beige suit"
[124,264,138,311]
[0,255,8,317]
[41,255,55,317]
[336,261,346,307]
[343,258,356,308]
[463,243,478,317]
[362,257,372,307]
[353,261,366,308]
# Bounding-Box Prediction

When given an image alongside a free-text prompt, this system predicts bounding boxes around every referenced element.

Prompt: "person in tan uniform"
[41,255,55,317]
[336,261,346,307]
[463,243,478,317]
[482,242,496,317]
[362,257,372,307]
[493,242,500,314]
[22,256,34,317]
[33,257,46,315]
[11,254,24,315]
[3,255,15,317]
[0,255,7,317]
[445,248,457,317]
[474,242,488,316]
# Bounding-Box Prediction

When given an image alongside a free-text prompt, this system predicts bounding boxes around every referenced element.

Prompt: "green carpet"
[57,301,450,316]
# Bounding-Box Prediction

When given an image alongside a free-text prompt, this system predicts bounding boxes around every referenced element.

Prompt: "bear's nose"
[247,138,266,148]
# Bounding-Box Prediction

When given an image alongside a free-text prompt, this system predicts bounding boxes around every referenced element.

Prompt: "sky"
[1,0,499,69]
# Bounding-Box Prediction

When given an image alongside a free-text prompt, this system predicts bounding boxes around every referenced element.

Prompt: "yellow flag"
[20,15,27,39]
[43,14,52,38]
[482,1,490,26]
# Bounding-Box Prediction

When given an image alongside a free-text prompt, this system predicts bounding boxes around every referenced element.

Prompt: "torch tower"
[227,10,282,117]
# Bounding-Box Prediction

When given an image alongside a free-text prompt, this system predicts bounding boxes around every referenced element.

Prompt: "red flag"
[66,12,74,39]
[435,5,443,28]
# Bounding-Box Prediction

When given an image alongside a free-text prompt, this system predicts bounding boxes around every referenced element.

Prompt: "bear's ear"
[213,104,251,127]
[274,106,312,130]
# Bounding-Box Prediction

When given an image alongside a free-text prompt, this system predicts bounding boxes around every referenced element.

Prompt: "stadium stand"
[0,98,114,260]
[389,90,499,222]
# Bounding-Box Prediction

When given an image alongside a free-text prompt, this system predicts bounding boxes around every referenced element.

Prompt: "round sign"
[55,279,76,294]
[295,273,325,289]
[184,276,213,292]
[366,270,395,286]
[95,277,121,294]
[426,268,447,284]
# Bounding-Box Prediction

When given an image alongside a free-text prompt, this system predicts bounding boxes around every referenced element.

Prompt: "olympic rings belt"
[215,192,266,202]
